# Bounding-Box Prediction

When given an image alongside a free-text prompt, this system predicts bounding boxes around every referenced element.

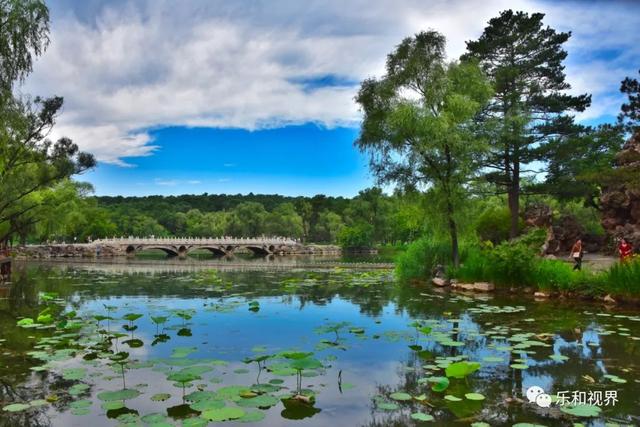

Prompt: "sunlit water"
[0,259,639,427]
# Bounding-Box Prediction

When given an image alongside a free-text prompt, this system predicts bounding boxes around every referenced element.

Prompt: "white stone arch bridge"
[92,237,302,257]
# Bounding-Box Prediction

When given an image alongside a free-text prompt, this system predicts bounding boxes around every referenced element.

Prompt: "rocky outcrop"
[524,203,604,255]
[524,202,553,228]
[600,131,640,249]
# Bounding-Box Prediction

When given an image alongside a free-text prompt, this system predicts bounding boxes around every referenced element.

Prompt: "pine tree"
[463,10,591,238]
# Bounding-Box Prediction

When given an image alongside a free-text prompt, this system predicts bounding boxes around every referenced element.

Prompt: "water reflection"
[0,260,638,427]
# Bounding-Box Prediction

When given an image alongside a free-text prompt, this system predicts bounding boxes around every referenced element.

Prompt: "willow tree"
[0,0,95,243]
[355,31,492,267]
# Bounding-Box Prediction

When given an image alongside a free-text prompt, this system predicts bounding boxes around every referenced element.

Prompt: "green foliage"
[474,206,522,244]
[453,229,550,287]
[445,361,481,379]
[0,0,49,90]
[265,203,304,238]
[396,236,475,281]
[0,1,95,244]
[314,210,344,243]
[533,259,577,291]
[618,69,640,134]
[486,240,538,286]
[356,30,492,266]
[338,223,374,249]
[604,258,640,296]
[464,10,591,238]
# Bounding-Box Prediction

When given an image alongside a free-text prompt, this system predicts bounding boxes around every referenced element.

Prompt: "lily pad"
[200,406,245,422]
[389,392,412,401]
[2,403,31,412]
[411,412,434,421]
[465,393,485,401]
[560,404,602,417]
[97,389,141,401]
[150,393,171,402]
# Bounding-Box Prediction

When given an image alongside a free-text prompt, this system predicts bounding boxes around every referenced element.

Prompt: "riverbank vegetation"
[360,12,640,296]
[1,1,639,296]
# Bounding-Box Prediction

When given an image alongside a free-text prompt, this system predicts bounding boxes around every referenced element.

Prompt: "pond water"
[0,260,639,427]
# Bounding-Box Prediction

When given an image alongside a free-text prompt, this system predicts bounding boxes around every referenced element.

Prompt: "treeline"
[24,186,434,246]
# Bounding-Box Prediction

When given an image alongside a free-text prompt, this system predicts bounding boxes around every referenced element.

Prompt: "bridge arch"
[243,245,271,256]
[197,246,227,256]
[134,246,180,257]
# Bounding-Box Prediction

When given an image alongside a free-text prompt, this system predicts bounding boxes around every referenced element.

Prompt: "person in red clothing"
[618,238,633,262]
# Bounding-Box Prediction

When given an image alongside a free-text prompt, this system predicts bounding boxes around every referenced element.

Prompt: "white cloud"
[23,0,639,165]
[154,178,201,186]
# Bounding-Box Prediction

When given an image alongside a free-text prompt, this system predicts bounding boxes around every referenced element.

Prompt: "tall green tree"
[619,69,640,135]
[0,0,95,243]
[266,203,304,238]
[356,31,492,266]
[227,202,267,237]
[0,0,49,93]
[295,200,312,243]
[315,210,344,243]
[537,124,624,204]
[463,10,591,238]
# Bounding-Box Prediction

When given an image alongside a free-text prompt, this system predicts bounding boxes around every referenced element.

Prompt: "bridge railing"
[90,237,300,246]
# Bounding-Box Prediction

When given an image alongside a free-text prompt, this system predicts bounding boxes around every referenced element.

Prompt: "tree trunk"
[446,197,460,268]
[508,161,520,239]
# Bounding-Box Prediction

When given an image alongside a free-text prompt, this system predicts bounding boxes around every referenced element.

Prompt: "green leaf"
[376,402,399,411]
[445,361,481,379]
[16,318,34,327]
[200,406,245,422]
[464,393,485,401]
[2,403,31,412]
[431,377,449,392]
[289,357,322,371]
[150,393,171,402]
[560,404,602,417]
[97,389,141,401]
[122,313,143,322]
[389,392,412,401]
[411,412,434,422]
[236,394,279,408]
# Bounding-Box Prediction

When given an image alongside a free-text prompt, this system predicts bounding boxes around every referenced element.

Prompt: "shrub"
[338,222,374,249]
[395,236,475,281]
[533,259,576,291]
[474,206,523,244]
[450,248,491,283]
[603,257,640,296]
[487,240,538,286]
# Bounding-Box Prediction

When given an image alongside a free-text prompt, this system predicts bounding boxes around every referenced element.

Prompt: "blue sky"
[22,0,640,197]
[84,124,368,196]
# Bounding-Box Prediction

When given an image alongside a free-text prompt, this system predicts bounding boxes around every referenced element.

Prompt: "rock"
[473,282,495,292]
[603,294,616,305]
[534,291,550,298]
[432,277,447,287]
[524,202,553,228]
[600,131,640,250]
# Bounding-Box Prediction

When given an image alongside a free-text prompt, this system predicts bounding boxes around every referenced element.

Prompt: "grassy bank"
[397,231,640,298]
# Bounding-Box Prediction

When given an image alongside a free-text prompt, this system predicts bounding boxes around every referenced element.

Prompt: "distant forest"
[25,185,437,247]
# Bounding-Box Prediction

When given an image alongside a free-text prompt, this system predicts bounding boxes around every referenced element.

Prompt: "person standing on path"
[570,238,583,271]
[618,238,633,262]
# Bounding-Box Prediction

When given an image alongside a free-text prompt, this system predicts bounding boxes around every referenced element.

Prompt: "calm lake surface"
[0,258,639,427]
